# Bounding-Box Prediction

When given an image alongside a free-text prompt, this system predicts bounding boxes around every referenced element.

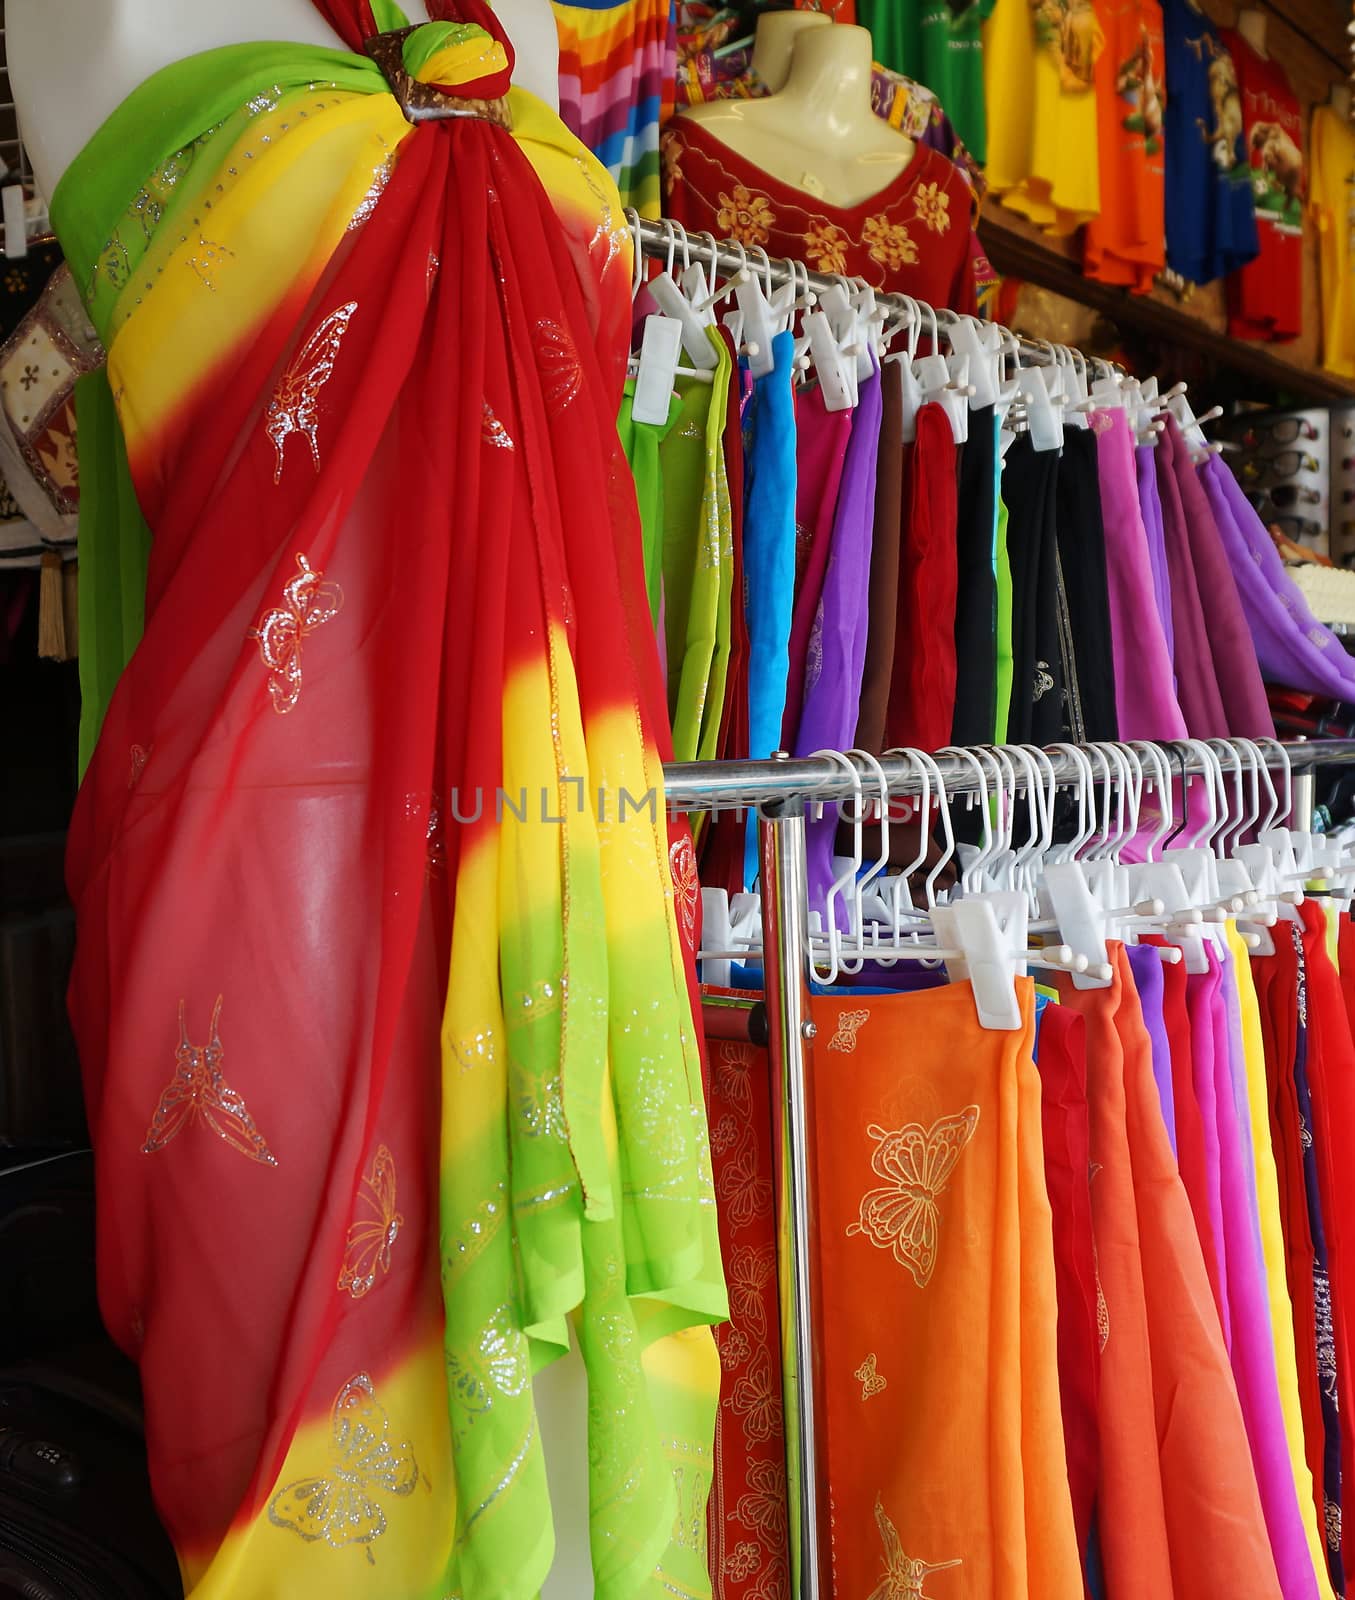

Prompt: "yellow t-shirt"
[985,0,1102,234]
[1310,105,1355,379]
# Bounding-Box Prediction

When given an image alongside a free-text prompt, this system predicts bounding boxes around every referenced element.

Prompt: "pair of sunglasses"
[1264,485,1323,509]
[1271,515,1324,540]
[1240,417,1319,450]
[1240,450,1322,481]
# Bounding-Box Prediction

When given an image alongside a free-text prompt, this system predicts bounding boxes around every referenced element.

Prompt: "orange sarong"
[809,981,1082,1600]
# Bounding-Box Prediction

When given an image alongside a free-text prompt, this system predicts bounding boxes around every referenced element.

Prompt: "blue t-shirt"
[1163,0,1259,284]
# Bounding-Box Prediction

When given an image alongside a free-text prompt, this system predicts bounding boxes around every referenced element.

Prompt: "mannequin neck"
[750,12,830,93]
[1330,83,1353,118]
[1236,9,1268,58]
[778,25,877,139]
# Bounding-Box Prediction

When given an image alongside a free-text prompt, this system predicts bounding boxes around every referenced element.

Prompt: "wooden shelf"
[979,209,1355,405]
[974,0,1355,408]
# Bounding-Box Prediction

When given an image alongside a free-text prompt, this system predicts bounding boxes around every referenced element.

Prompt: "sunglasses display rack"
[1218,405,1345,561]
[1335,403,1355,561]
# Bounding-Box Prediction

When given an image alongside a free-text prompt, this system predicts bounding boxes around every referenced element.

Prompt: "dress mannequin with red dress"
[662,20,978,309]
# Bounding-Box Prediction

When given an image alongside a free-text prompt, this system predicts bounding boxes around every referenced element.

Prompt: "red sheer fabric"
[884,402,958,753]
[1299,905,1355,1578]
[1031,1003,1100,1566]
[702,1012,790,1600]
[67,3,709,1584]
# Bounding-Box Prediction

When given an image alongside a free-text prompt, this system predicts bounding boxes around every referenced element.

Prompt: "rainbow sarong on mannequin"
[56,3,725,1595]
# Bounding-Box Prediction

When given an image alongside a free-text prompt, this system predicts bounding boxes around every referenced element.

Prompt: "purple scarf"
[1127,943,1176,1156]
[1201,452,1355,701]
[1136,442,1176,669]
[796,367,883,919]
[1093,410,1187,740]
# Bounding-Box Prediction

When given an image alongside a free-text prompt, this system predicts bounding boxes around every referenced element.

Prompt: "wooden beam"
[1256,0,1352,75]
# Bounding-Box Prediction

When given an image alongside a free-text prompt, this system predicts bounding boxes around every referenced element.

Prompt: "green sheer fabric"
[74,370,151,773]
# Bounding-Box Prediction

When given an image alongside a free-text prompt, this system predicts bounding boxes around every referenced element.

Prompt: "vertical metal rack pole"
[1292,737,1317,831]
[757,796,822,1600]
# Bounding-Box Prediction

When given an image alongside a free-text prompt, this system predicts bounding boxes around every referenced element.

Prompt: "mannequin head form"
[751,11,831,92]
[778,22,877,130]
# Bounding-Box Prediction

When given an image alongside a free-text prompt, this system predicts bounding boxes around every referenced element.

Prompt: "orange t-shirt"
[1084,0,1167,291]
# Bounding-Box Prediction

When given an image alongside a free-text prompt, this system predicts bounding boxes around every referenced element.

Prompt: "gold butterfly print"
[337,1146,404,1300]
[268,1373,418,1563]
[735,1456,787,1545]
[868,1495,961,1600]
[712,1042,755,1118]
[265,300,358,483]
[249,552,344,714]
[827,1008,870,1053]
[846,1106,979,1288]
[726,1244,776,1336]
[142,997,277,1166]
[854,1352,887,1401]
[716,1133,773,1231]
[730,1352,779,1444]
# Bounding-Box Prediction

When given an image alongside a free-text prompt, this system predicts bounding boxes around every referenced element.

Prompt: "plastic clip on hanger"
[1019,362,1064,452]
[943,313,1002,412]
[645,220,719,371]
[820,274,867,403]
[804,289,855,413]
[883,296,925,443]
[733,245,778,378]
[714,237,753,360]
[1037,743,1119,988]
[908,302,969,444]
[851,282,886,382]
[1063,346,1091,431]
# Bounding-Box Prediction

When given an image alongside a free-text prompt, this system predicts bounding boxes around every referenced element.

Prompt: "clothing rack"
[633,214,1099,375]
[662,737,1355,1600]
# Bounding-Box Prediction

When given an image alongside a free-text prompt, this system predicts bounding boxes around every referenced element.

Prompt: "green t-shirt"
[860,0,998,165]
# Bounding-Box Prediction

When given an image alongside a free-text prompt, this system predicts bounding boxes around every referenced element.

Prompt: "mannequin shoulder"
[665,100,774,160]
[8,0,345,200]
[11,0,557,201]
[674,100,767,133]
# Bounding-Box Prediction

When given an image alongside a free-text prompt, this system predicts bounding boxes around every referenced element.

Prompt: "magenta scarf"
[1164,418,1274,737]
[1201,945,1320,1599]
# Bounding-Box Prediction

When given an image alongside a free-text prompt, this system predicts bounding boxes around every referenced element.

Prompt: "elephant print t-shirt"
[1222,28,1304,340]
[1162,0,1259,284]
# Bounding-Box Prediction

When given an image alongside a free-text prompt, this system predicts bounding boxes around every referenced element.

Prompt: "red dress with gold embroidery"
[660,115,978,312]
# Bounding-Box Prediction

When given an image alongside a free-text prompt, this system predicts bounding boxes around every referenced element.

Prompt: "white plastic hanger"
[882,295,925,442]
[1019,363,1064,452]
[644,219,719,371]
[943,312,1002,411]
[734,245,779,378]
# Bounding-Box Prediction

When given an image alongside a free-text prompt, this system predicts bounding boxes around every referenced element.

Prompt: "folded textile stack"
[1288,560,1355,629]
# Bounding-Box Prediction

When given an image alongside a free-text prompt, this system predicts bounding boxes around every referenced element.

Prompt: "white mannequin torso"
[675,23,914,212]
[8,0,560,202]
